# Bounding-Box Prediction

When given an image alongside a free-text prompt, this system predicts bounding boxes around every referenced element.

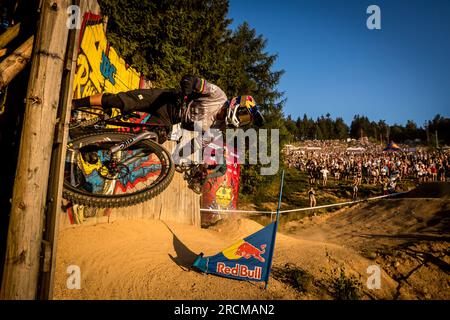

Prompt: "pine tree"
[99,0,231,86]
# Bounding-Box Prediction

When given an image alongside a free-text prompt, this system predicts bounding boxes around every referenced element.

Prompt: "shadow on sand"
[162,221,200,271]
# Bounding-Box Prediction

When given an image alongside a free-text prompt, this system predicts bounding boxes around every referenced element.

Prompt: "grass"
[315,250,363,300]
[272,263,314,293]
[328,266,362,300]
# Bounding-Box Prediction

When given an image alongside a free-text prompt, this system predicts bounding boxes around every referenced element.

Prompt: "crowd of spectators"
[284,139,449,196]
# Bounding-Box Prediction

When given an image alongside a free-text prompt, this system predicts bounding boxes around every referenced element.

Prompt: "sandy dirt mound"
[283,183,450,299]
[53,183,448,300]
[53,217,396,300]
[397,182,450,199]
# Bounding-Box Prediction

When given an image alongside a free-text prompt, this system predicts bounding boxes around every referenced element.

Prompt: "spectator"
[308,187,317,208]
[438,161,446,182]
[283,139,449,191]
[382,177,389,195]
[352,178,358,201]
[320,167,330,186]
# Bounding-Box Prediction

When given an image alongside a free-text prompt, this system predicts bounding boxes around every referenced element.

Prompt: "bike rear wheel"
[63,131,174,208]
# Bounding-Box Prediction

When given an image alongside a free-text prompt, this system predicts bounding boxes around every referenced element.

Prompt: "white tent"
[346,147,365,153]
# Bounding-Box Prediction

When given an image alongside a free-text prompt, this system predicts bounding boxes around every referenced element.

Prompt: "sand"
[53,218,398,300]
[282,183,450,299]
[53,183,449,300]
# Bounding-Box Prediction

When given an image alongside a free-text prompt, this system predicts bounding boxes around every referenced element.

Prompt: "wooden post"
[0,22,21,49]
[39,0,86,300]
[0,36,33,91]
[0,0,70,300]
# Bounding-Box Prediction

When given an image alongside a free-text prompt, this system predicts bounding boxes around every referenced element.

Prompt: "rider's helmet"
[226,95,265,128]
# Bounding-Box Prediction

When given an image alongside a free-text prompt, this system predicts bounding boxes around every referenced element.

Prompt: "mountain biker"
[71,75,265,181]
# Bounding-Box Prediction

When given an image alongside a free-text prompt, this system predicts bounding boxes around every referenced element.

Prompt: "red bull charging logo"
[235,242,267,262]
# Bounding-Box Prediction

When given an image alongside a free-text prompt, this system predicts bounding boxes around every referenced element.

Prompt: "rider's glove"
[180,75,205,96]
[180,75,195,96]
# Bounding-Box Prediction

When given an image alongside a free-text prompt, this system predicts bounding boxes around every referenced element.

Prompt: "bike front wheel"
[63,131,175,208]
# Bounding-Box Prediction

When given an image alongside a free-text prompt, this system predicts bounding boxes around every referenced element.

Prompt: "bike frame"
[109,131,159,154]
[71,108,168,169]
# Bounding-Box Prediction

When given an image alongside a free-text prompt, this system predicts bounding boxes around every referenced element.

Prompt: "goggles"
[235,106,253,126]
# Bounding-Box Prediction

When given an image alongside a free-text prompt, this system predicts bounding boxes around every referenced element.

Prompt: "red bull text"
[216,263,263,280]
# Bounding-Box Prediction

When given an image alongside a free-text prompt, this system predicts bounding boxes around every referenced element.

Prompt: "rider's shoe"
[189,181,203,194]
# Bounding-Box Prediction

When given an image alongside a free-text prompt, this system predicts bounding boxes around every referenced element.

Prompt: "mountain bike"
[63,107,176,208]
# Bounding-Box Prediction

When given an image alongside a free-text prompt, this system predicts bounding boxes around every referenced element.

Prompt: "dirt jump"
[53,183,449,300]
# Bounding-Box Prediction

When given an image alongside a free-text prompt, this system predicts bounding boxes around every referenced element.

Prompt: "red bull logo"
[216,262,262,280]
[193,222,278,282]
[235,242,266,262]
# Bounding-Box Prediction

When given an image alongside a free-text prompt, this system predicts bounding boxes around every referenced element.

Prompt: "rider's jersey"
[176,79,230,180]
[181,79,228,132]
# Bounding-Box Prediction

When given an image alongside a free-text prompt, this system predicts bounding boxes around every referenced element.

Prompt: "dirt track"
[282,182,450,299]
[53,183,449,300]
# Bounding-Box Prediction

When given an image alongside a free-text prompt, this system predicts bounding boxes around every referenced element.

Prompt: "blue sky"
[228,0,450,127]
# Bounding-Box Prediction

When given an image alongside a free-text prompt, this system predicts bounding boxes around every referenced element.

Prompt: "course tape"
[199,191,410,215]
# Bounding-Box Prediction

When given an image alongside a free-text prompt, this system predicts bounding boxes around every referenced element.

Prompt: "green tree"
[334,117,349,139]
[295,116,304,140]
[96,1,319,196]
[220,22,288,193]
[378,120,389,144]
[405,120,418,140]
[427,114,450,146]
[99,0,231,86]
[285,115,298,141]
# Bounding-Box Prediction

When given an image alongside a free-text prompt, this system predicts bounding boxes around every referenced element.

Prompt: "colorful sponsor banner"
[70,147,163,194]
[201,141,240,225]
[73,13,143,98]
[192,222,276,282]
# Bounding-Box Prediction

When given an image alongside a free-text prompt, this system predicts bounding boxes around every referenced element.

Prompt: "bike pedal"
[81,151,99,164]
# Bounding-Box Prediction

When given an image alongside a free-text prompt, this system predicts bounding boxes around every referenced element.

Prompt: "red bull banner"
[192,222,276,282]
